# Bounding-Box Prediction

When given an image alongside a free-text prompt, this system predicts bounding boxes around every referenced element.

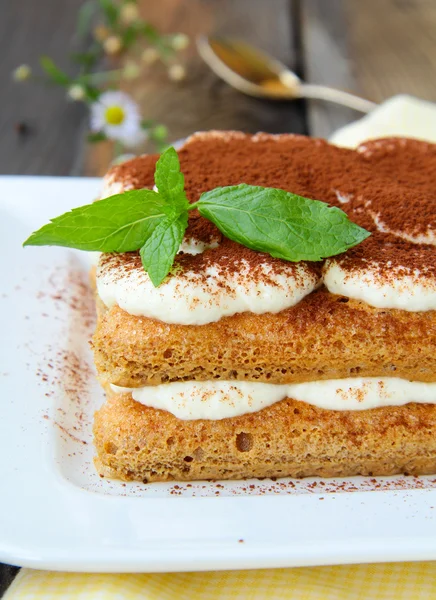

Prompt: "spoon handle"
[299,83,377,114]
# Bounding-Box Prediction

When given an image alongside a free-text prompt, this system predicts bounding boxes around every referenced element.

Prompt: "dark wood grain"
[83,0,308,176]
[301,0,436,139]
[299,0,363,139]
[138,0,306,138]
[0,0,88,175]
[346,0,436,103]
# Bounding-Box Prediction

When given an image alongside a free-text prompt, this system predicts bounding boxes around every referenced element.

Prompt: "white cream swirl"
[323,259,436,311]
[112,377,436,420]
[98,256,320,325]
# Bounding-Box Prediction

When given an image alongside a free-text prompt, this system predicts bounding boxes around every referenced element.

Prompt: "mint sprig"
[154,144,189,211]
[23,189,168,252]
[24,146,370,286]
[140,212,188,287]
[197,185,368,262]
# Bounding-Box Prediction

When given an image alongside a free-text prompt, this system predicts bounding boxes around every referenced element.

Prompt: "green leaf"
[83,84,101,102]
[140,22,161,44]
[70,51,100,70]
[150,124,168,141]
[87,131,107,143]
[154,147,189,211]
[39,56,71,86]
[121,25,139,49]
[23,189,170,252]
[140,211,188,286]
[197,184,370,262]
[98,0,119,27]
[76,0,98,38]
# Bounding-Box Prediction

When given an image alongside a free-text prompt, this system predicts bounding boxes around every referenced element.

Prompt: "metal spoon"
[197,35,376,114]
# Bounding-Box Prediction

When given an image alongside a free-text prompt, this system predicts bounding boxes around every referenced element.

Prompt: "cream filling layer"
[323,260,436,311]
[111,377,436,420]
[97,257,320,325]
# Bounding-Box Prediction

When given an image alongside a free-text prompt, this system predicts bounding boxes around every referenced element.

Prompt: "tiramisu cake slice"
[90,132,436,482]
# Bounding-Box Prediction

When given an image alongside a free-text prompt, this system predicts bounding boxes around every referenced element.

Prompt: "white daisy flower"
[90,91,146,147]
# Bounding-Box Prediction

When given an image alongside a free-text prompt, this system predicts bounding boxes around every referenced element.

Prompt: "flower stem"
[113,140,124,159]
[82,70,124,84]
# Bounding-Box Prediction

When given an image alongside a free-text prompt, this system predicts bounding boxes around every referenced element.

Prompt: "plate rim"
[2,175,436,572]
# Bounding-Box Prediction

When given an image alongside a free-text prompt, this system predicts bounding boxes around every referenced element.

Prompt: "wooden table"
[2,0,436,178]
[0,0,435,594]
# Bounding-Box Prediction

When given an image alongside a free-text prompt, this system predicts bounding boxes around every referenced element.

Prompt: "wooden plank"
[301,0,436,140]
[299,0,364,139]
[0,0,88,175]
[346,0,436,102]
[136,0,305,138]
[83,0,307,176]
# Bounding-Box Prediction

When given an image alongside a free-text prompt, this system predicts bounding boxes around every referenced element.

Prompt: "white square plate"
[2,176,436,572]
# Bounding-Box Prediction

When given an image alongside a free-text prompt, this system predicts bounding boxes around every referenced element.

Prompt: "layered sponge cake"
[92,132,436,482]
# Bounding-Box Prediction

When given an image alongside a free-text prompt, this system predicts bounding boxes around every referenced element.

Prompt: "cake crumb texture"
[93,289,436,387]
[94,393,436,482]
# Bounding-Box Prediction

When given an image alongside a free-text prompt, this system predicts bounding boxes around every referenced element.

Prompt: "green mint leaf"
[39,56,71,86]
[23,190,170,252]
[140,211,188,286]
[197,184,370,262]
[154,147,189,211]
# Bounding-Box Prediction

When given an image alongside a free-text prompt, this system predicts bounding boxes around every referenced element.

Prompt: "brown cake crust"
[94,393,436,482]
[93,287,436,387]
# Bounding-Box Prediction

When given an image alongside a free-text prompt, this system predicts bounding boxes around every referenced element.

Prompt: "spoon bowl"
[197,35,377,113]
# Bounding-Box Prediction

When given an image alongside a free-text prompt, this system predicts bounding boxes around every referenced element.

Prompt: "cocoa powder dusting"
[105,153,158,190]
[34,260,96,447]
[102,131,436,286]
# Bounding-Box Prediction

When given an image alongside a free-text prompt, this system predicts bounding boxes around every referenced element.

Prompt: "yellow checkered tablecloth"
[4,563,436,599]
